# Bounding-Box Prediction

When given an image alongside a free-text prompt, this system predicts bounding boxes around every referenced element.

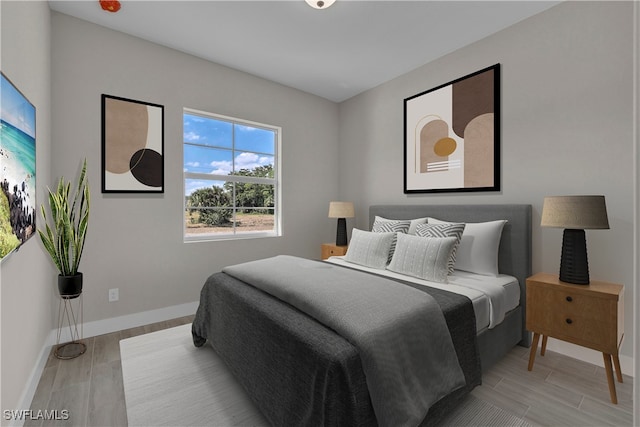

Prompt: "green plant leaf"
[37,159,90,277]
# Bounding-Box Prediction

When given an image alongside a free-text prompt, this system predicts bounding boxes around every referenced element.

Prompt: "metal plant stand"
[54,292,86,359]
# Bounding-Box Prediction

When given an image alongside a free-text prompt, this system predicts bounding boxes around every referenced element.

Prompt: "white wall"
[633,1,640,423]
[0,0,54,421]
[50,12,340,325]
[339,1,635,364]
[2,0,637,417]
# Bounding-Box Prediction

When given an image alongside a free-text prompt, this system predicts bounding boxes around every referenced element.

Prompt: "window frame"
[183,108,282,242]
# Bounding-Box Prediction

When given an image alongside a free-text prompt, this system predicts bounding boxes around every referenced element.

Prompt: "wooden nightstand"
[526,272,624,403]
[321,243,348,260]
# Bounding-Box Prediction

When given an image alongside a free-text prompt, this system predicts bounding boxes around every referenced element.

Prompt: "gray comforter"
[193,258,481,427]
[222,255,465,427]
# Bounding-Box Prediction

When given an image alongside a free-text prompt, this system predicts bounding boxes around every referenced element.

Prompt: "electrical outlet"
[108,288,119,302]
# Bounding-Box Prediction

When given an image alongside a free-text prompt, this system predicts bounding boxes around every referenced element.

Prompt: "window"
[183,108,281,241]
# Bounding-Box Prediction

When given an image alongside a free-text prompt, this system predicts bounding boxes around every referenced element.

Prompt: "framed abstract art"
[102,94,164,193]
[404,64,500,194]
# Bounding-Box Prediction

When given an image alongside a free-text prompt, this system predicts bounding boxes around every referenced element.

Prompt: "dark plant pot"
[58,273,83,299]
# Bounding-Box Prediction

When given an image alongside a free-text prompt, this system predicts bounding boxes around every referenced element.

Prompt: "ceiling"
[48,1,561,102]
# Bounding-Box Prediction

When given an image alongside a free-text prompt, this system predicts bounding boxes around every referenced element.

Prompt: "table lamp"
[328,201,354,246]
[541,195,609,284]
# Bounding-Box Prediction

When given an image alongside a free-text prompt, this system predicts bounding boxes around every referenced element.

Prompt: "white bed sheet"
[326,256,520,333]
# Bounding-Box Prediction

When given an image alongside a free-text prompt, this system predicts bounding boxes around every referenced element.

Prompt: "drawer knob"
[566,318,573,325]
[566,296,573,302]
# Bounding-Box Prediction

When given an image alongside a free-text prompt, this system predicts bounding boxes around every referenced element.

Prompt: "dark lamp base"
[559,229,590,285]
[335,218,348,246]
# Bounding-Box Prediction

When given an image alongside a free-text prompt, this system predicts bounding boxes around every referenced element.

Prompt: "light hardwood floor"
[27,316,633,426]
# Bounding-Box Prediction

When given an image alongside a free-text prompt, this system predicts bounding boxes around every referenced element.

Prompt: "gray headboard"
[369,204,532,342]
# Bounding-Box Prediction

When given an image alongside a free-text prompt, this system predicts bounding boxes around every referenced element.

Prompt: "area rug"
[121,324,532,427]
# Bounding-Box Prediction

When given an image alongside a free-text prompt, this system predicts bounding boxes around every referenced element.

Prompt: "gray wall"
[0,0,53,416]
[51,12,340,324]
[339,1,635,359]
[1,0,637,415]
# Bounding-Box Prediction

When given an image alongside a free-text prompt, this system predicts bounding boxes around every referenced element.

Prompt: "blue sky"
[183,113,275,195]
[1,74,35,139]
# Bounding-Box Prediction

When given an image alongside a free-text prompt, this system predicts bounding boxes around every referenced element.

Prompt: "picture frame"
[404,64,500,194]
[1,72,36,260]
[101,94,164,193]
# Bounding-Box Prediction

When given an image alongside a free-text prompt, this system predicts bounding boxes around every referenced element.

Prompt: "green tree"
[187,186,231,226]
[225,165,274,214]
[0,193,20,257]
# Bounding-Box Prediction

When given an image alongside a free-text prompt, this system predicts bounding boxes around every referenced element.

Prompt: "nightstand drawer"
[321,243,348,260]
[535,307,618,352]
[326,247,345,257]
[528,285,617,319]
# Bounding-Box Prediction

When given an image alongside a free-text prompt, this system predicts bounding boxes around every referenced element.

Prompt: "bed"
[192,204,532,427]
[367,204,533,367]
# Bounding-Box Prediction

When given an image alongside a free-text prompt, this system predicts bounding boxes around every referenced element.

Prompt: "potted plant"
[38,159,90,298]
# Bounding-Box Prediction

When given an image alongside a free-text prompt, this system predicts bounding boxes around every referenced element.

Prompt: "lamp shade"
[541,195,609,230]
[328,201,354,219]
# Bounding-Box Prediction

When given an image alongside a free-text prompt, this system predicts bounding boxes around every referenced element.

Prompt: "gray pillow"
[344,228,395,269]
[387,233,456,283]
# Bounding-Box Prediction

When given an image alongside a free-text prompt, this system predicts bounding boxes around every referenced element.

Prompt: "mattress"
[326,256,520,333]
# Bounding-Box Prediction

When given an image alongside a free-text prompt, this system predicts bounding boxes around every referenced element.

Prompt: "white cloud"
[185,179,225,196]
[200,153,273,176]
[184,131,201,142]
[185,180,206,196]
[209,160,232,175]
[235,152,271,169]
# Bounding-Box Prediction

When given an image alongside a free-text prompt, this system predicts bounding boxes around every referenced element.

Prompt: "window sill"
[184,231,280,243]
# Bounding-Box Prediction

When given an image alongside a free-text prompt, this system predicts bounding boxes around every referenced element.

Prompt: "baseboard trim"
[53,300,200,344]
[13,301,199,427]
[545,339,634,378]
[9,339,53,427]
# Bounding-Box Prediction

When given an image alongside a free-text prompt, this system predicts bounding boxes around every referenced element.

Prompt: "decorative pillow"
[415,222,465,274]
[372,217,411,262]
[428,217,507,276]
[372,216,427,235]
[344,228,395,269]
[407,217,429,235]
[387,233,456,283]
[372,216,411,234]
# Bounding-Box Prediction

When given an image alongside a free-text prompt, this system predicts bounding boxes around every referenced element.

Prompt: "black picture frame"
[404,64,500,194]
[101,94,164,193]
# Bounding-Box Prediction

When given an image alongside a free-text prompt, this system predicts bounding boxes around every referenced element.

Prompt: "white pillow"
[415,222,465,274]
[428,217,507,276]
[344,228,395,269]
[387,233,456,283]
[372,215,427,235]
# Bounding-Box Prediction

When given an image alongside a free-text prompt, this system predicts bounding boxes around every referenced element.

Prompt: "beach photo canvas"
[1,72,36,260]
